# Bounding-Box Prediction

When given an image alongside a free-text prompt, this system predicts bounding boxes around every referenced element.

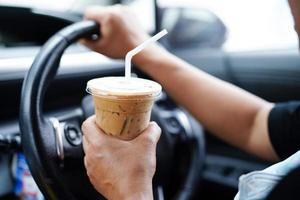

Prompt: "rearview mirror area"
[159,7,227,50]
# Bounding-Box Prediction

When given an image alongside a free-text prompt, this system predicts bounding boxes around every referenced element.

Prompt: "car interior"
[0,0,299,200]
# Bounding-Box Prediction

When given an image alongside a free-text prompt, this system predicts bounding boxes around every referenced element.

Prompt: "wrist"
[117,179,153,200]
[132,44,169,70]
[123,189,153,200]
[132,44,186,80]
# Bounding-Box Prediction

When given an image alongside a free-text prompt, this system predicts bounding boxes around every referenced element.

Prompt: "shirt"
[266,101,300,199]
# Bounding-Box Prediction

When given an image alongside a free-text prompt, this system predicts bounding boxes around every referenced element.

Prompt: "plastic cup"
[86,76,162,140]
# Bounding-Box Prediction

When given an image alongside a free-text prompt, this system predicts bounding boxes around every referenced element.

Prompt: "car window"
[158,0,299,52]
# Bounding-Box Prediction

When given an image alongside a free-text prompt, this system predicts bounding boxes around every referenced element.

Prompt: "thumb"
[134,122,161,147]
[81,115,113,146]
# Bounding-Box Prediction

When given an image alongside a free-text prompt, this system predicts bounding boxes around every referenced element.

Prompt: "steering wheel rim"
[20,21,101,200]
[19,21,205,200]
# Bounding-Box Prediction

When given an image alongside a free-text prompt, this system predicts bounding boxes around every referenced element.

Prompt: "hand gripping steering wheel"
[19,21,205,200]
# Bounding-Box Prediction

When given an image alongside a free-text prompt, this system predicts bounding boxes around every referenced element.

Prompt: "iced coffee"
[86,76,162,140]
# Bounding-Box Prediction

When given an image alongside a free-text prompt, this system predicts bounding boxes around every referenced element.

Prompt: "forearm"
[133,45,278,160]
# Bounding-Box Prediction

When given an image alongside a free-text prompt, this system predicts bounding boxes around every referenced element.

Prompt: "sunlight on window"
[159,0,298,51]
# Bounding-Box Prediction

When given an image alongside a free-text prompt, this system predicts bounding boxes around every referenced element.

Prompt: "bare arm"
[80,5,280,200]
[83,5,279,162]
[134,46,278,161]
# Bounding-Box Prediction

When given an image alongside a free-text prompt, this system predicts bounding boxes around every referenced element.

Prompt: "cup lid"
[86,77,162,99]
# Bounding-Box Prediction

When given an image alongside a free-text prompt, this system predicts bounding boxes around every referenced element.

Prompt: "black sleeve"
[268,101,300,160]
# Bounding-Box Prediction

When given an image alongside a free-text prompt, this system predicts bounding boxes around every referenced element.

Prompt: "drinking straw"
[125,29,168,78]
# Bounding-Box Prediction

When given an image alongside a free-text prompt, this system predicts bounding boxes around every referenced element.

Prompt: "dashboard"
[0,44,126,196]
[0,45,124,121]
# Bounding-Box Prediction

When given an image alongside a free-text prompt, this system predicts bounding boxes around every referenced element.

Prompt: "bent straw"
[125,29,168,78]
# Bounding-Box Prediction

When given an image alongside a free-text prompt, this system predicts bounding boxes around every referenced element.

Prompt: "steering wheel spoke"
[47,107,85,168]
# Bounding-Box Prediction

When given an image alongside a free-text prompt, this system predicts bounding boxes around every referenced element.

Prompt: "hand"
[82,5,150,59]
[82,116,161,200]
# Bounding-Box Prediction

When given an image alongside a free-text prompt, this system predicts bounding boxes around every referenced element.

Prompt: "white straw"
[125,29,168,78]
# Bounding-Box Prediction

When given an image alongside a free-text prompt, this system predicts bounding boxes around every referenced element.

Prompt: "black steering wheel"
[19,21,205,200]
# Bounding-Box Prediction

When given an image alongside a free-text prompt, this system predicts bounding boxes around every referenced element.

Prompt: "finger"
[81,115,112,145]
[84,156,89,168]
[80,38,106,53]
[82,137,97,169]
[134,122,162,146]
[82,135,90,154]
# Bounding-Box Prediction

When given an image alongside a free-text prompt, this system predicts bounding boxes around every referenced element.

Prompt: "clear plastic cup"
[86,76,162,140]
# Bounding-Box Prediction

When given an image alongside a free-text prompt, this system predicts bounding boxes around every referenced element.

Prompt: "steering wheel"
[19,21,205,200]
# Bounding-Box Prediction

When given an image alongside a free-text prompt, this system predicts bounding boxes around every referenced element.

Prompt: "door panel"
[228,49,300,102]
[171,47,300,190]
[173,48,300,101]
